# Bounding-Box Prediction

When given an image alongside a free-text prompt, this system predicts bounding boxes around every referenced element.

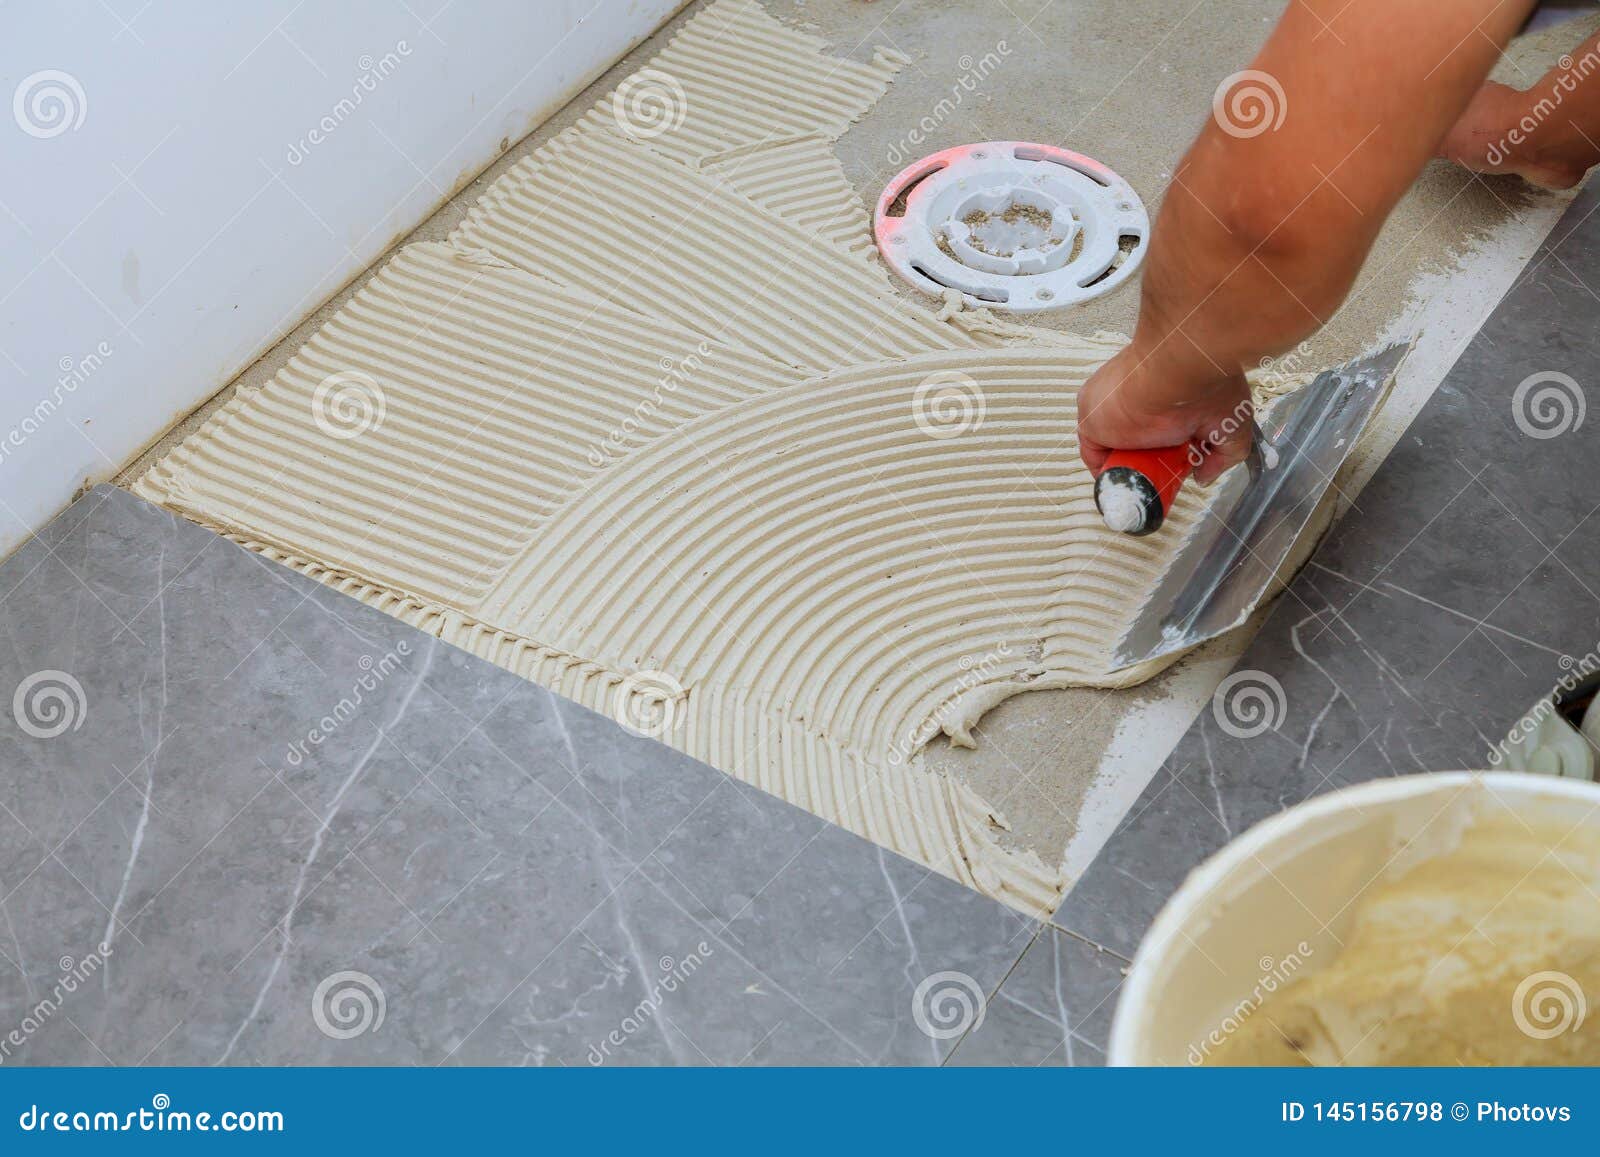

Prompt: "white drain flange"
[873,141,1149,313]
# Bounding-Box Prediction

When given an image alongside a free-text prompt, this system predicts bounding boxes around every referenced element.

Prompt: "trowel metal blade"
[1110,342,1409,669]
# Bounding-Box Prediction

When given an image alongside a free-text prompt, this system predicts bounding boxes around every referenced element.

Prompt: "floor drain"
[874,141,1149,313]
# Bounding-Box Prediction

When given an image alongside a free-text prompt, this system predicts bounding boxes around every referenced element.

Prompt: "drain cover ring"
[873,141,1149,313]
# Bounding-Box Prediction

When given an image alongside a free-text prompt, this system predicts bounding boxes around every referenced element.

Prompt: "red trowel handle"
[1095,445,1193,535]
[1104,446,1192,511]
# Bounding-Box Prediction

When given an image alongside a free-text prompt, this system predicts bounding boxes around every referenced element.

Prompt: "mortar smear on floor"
[132,0,1281,916]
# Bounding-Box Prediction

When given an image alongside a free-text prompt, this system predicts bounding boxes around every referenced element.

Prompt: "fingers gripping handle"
[1094,445,1193,536]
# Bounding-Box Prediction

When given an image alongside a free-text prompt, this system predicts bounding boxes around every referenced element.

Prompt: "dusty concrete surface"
[120,0,1597,877]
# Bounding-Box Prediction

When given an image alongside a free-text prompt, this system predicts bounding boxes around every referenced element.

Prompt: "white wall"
[1,0,682,560]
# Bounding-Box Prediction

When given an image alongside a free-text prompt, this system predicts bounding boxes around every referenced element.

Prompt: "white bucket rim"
[1106,770,1600,1065]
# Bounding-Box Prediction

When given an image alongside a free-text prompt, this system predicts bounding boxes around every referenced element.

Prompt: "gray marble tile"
[0,486,1037,1066]
[1054,182,1600,958]
[946,926,1128,1067]
[653,774,1036,1065]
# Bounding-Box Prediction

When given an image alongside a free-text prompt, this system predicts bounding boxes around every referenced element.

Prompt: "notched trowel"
[1093,342,1410,670]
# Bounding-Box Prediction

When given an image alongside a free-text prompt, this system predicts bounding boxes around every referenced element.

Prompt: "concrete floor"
[120,0,1599,883]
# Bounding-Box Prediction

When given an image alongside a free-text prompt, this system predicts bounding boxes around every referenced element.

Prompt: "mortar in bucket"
[1109,772,1600,1066]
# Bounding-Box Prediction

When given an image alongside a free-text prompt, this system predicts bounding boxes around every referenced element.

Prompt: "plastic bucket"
[1107,772,1600,1065]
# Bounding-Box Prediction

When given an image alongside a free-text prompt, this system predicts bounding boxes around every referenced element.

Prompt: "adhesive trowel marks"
[132,0,1218,915]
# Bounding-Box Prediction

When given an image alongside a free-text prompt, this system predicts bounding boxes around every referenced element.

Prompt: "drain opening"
[884,162,945,219]
[1012,143,1111,187]
[911,263,1009,303]
[960,203,1062,258]
[874,141,1149,314]
[1080,234,1145,289]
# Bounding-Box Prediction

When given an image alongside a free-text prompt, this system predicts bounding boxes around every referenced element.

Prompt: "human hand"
[1438,80,1590,190]
[1076,341,1254,486]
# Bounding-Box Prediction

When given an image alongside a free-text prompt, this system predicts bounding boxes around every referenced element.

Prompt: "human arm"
[1077,0,1535,482]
